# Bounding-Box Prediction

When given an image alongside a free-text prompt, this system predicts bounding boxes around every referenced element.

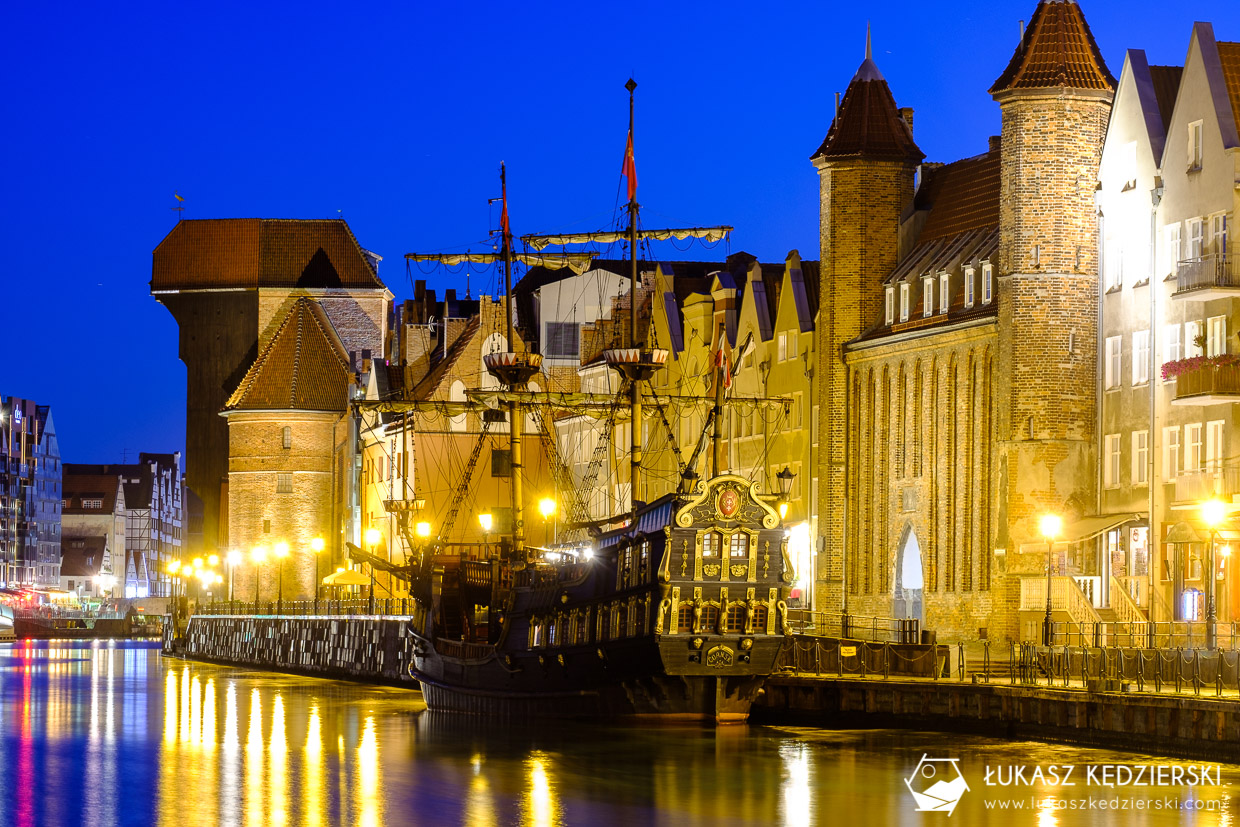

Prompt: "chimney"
[988,135,1002,154]
[899,107,914,134]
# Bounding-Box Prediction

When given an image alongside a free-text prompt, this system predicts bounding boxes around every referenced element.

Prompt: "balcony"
[1172,253,1240,301]
[1167,359,1240,406]
[1173,464,1240,506]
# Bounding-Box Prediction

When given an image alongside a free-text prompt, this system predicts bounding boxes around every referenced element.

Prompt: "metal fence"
[1042,619,1240,650]
[779,634,946,678]
[195,598,419,617]
[1008,641,1240,695]
[786,609,922,644]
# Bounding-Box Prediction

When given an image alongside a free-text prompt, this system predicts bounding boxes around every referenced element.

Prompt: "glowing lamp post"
[365,528,382,614]
[311,537,325,614]
[251,546,268,609]
[1040,513,1062,646]
[273,542,290,615]
[539,498,557,547]
[1203,499,1226,649]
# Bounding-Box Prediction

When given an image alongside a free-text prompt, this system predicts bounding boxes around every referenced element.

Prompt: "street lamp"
[1203,499,1226,649]
[226,550,242,611]
[251,546,268,609]
[539,498,557,546]
[273,542,290,615]
[479,513,493,558]
[365,528,381,614]
[1040,513,1062,646]
[776,466,795,521]
[311,537,325,614]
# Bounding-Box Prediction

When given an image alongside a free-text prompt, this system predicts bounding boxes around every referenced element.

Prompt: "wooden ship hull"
[408,477,792,723]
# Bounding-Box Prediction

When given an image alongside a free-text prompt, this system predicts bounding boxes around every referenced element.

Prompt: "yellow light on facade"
[1039,514,1062,541]
[1203,499,1227,528]
[192,557,204,570]
[252,546,268,564]
[168,561,181,574]
[274,542,289,559]
[538,498,556,519]
[478,513,493,533]
[415,521,431,538]
[226,550,242,566]
[215,574,223,584]
[364,528,381,548]
[311,537,325,553]
[208,554,220,566]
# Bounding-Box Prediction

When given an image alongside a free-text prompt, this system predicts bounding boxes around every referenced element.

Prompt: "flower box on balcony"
[1164,355,1240,405]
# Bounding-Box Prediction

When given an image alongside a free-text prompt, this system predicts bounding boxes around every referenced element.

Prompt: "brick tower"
[813,42,923,613]
[990,0,1115,626]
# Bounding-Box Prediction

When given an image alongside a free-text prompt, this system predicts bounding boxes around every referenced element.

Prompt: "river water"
[1,640,1238,826]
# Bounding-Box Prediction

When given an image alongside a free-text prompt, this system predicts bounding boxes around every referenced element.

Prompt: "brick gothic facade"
[815,0,1115,640]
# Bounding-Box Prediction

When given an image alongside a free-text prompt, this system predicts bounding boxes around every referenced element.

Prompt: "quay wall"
[166,615,418,686]
[755,676,1240,762]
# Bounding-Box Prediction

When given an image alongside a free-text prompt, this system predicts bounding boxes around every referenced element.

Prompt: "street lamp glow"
[192,557,204,570]
[415,521,431,538]
[364,528,381,548]
[538,498,556,519]
[478,513,493,533]
[168,560,181,574]
[274,542,289,559]
[1039,514,1062,541]
[311,537,325,553]
[1203,499,1227,528]
[251,546,268,564]
[778,501,789,520]
[226,550,242,566]
[208,554,220,566]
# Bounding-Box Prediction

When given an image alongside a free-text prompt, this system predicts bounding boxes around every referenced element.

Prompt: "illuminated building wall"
[0,396,62,589]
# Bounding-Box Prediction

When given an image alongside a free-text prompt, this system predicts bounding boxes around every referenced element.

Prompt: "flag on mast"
[714,327,732,389]
[621,130,637,202]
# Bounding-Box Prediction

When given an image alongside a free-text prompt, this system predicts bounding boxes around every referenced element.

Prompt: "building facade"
[0,397,62,589]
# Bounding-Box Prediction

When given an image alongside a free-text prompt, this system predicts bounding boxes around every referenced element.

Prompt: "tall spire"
[990,0,1115,96]
[865,21,871,60]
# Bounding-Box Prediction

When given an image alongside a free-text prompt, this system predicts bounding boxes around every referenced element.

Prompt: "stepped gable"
[224,298,352,412]
[811,53,922,162]
[914,149,1002,243]
[152,218,384,292]
[990,0,1116,95]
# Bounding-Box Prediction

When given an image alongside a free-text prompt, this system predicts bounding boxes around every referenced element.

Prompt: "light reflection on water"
[2,640,1240,825]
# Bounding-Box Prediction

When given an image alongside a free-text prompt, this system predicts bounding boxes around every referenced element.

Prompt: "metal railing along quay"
[194,598,419,617]
[1041,619,1240,650]
[786,609,922,644]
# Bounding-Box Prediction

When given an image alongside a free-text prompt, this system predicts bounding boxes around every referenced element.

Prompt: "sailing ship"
[363,80,795,722]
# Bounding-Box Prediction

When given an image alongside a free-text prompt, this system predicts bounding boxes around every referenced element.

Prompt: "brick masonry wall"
[257,288,388,360]
[816,159,917,616]
[227,412,343,602]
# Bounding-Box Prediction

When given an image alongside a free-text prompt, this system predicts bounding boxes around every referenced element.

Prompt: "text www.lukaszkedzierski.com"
[984,797,1224,812]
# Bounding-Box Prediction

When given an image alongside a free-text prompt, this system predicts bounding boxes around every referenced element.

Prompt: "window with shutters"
[544,322,580,358]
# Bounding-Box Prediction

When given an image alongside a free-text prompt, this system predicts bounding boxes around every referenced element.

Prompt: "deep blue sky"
[2,1,1237,465]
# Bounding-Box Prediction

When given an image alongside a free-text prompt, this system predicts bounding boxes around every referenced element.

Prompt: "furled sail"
[520,226,733,251]
[404,251,598,274]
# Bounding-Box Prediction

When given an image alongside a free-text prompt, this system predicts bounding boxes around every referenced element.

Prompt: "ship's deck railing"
[786,609,922,644]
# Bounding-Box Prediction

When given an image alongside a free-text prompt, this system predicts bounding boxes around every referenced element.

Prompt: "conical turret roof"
[989,0,1116,95]
[812,36,922,163]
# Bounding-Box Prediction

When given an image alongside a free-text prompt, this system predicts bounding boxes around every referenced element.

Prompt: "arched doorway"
[894,523,924,624]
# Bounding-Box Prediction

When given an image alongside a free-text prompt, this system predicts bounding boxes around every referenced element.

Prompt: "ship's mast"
[625,79,642,528]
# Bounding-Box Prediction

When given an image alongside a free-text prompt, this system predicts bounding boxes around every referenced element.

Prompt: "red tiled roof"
[1148,65,1184,132]
[1218,43,1240,136]
[61,473,121,514]
[915,150,1002,243]
[990,0,1116,95]
[224,299,352,412]
[151,218,384,292]
[812,59,923,162]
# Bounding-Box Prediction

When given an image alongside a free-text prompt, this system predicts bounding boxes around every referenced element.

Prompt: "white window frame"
[1105,336,1122,390]
[1189,120,1203,170]
[939,272,950,314]
[899,283,910,322]
[884,287,894,325]
[923,277,935,317]
[1164,323,1181,375]
[777,331,787,362]
[1163,426,1181,481]
[1186,320,1204,358]
[1104,434,1121,488]
[964,267,975,308]
[1132,330,1150,385]
[1132,430,1149,486]
[1186,423,1204,473]
[1207,420,1225,473]
[982,263,993,304]
[1209,213,1229,257]
[1189,218,1204,258]
[1208,315,1227,357]
[1165,224,1182,276]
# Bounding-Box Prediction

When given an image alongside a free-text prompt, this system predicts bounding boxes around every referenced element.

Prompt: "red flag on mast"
[621,130,637,202]
[500,187,510,238]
